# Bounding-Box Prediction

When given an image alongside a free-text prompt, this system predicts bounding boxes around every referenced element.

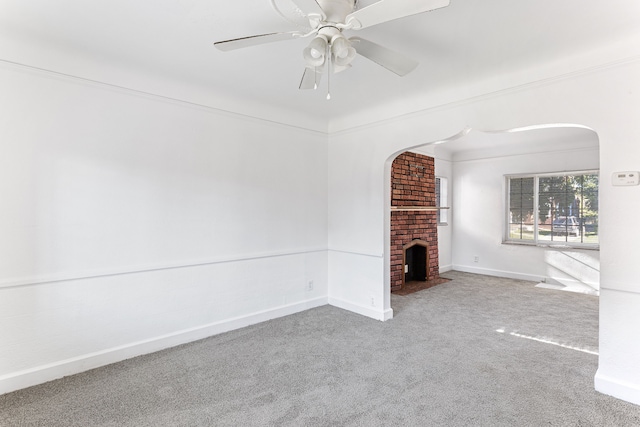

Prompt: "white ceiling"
[1,0,639,131]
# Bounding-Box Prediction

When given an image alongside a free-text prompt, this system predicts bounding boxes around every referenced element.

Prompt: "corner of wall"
[328,297,392,321]
[595,371,640,407]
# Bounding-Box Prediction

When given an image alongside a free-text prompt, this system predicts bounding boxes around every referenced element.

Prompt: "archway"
[384,124,600,310]
[326,60,639,404]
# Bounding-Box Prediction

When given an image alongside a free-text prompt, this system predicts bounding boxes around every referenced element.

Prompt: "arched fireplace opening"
[404,239,429,284]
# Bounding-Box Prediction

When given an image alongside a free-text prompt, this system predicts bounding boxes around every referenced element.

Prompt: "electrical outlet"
[307,280,314,291]
[370,296,375,307]
[474,256,479,263]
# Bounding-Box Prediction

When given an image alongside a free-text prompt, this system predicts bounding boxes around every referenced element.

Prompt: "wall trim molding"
[452,265,601,294]
[329,54,640,136]
[327,248,384,259]
[0,296,328,396]
[0,59,328,136]
[595,371,640,406]
[452,264,544,283]
[329,297,393,321]
[0,247,328,290]
[439,264,453,273]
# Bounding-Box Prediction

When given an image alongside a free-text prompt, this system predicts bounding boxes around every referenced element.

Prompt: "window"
[435,177,448,225]
[506,171,599,247]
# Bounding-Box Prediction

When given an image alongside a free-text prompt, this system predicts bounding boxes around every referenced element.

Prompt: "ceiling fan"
[214,0,450,98]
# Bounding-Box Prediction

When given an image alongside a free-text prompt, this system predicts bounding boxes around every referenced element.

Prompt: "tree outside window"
[507,171,598,246]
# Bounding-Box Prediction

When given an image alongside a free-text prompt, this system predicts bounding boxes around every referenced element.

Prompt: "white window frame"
[504,170,599,249]
[435,176,449,225]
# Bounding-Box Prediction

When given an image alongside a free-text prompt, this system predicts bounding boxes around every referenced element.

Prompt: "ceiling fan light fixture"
[303,35,328,67]
[215,0,451,94]
[330,35,356,67]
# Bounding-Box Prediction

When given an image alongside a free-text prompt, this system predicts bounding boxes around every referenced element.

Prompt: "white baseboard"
[535,281,599,296]
[0,296,328,396]
[329,297,393,321]
[595,371,640,406]
[453,264,599,295]
[439,264,453,273]
[452,264,543,282]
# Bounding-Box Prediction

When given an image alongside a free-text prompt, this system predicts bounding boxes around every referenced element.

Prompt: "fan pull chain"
[326,43,332,100]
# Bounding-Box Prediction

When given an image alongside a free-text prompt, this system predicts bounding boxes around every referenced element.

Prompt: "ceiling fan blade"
[214,31,302,51]
[290,0,324,17]
[350,37,419,76]
[346,0,450,30]
[299,66,323,90]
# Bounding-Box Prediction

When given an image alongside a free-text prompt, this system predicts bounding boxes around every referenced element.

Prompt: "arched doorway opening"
[384,124,600,307]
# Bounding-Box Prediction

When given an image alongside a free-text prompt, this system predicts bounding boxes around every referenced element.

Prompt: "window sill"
[502,240,599,251]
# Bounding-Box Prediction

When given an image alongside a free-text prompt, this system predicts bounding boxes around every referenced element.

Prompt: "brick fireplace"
[390,152,439,292]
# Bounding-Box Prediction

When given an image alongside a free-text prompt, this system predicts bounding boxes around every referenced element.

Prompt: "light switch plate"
[612,171,639,186]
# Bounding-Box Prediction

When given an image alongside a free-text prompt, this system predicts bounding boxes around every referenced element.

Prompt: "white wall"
[0,63,329,394]
[327,59,640,405]
[435,158,453,272]
[450,142,600,293]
